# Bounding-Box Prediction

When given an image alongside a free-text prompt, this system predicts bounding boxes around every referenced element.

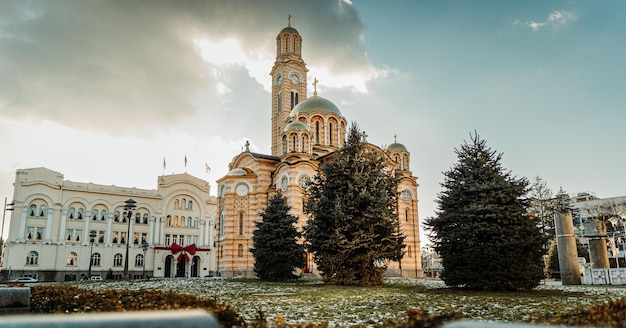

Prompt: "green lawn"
[74,278,626,326]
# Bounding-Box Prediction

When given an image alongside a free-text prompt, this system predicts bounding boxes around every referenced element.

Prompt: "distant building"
[572,192,626,265]
[1,168,217,282]
[421,246,442,278]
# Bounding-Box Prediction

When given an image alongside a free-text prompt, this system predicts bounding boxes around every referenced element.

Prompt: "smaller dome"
[279,26,300,35]
[387,143,408,153]
[290,96,342,116]
[226,168,247,176]
[284,121,309,132]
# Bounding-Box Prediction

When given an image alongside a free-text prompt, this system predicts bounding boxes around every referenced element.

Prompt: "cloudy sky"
[1,0,624,245]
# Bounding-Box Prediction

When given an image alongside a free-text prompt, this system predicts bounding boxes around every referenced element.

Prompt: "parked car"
[90,276,103,281]
[8,276,38,283]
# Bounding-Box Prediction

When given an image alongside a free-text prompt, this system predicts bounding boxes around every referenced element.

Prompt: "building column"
[199,219,205,246]
[105,212,113,247]
[16,206,27,243]
[82,211,91,246]
[44,208,54,244]
[57,209,68,245]
[149,216,156,246]
[160,217,166,245]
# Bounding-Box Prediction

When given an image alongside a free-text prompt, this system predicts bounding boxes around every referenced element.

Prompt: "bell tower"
[269,16,308,156]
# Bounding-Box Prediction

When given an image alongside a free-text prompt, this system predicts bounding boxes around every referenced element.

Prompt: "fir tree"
[250,193,305,280]
[304,122,405,286]
[425,132,546,291]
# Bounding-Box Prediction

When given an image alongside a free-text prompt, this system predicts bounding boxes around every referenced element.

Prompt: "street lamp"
[1,198,14,270]
[141,241,149,279]
[88,230,97,278]
[122,199,136,280]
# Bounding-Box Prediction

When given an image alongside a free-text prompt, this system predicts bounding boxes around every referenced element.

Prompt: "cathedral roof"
[284,121,310,132]
[386,142,408,152]
[226,168,247,176]
[289,95,342,117]
[279,26,300,35]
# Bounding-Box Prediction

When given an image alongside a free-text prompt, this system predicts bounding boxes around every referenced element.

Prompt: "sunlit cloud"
[514,10,577,32]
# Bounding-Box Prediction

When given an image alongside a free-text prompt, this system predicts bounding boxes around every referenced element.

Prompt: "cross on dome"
[313,77,319,96]
[288,14,292,27]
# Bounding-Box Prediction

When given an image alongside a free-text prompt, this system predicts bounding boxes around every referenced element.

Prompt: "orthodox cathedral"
[215,20,422,278]
[1,19,422,282]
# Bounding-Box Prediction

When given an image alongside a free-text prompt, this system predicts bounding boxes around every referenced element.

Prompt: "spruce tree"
[251,193,305,280]
[425,132,546,291]
[304,122,405,286]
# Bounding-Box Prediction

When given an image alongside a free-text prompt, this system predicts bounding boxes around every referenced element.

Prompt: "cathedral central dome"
[289,96,342,117]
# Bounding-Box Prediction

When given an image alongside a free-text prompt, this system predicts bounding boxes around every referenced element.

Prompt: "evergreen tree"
[304,123,405,286]
[425,132,546,291]
[251,193,305,280]
[527,176,556,250]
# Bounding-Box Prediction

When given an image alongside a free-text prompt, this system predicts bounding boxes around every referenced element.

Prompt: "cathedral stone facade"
[215,21,422,278]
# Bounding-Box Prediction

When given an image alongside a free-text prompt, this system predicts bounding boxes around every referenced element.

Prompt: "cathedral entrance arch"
[164,255,174,278]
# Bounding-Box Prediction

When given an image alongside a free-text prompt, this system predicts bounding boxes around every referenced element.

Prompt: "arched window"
[282,135,287,153]
[219,211,225,237]
[39,205,47,217]
[179,216,185,227]
[193,217,199,228]
[187,216,193,227]
[113,253,123,266]
[188,200,193,210]
[166,215,172,226]
[277,92,282,115]
[77,208,84,220]
[182,198,187,209]
[66,252,78,266]
[407,246,412,258]
[406,209,409,222]
[114,211,120,222]
[69,207,75,220]
[315,122,320,144]
[135,254,144,267]
[174,199,180,209]
[291,91,299,109]
[122,211,128,223]
[238,212,244,235]
[26,251,39,265]
[101,210,107,221]
[329,122,334,145]
[29,205,36,217]
[292,135,297,152]
[91,253,101,266]
[92,209,99,221]
[135,212,141,224]
[143,213,149,224]
[238,244,244,257]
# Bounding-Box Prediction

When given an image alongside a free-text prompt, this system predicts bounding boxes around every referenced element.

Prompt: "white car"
[90,276,103,280]
[8,277,39,283]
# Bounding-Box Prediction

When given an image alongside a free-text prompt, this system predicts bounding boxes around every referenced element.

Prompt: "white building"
[1,168,217,282]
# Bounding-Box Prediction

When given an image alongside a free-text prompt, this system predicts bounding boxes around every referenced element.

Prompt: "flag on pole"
[205,162,211,173]
[184,155,188,167]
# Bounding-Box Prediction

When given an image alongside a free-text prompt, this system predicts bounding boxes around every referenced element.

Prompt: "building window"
[66,252,78,266]
[101,210,107,221]
[193,217,199,228]
[135,254,144,267]
[220,211,225,237]
[238,244,244,257]
[39,205,47,217]
[315,122,320,144]
[91,253,101,266]
[277,92,282,115]
[36,227,43,241]
[187,216,193,227]
[143,213,149,224]
[291,91,299,109]
[26,227,34,241]
[113,253,123,266]
[112,231,119,244]
[120,232,127,244]
[68,207,75,220]
[114,211,120,222]
[77,208,84,220]
[329,122,334,146]
[66,229,82,243]
[166,215,172,226]
[92,209,98,221]
[238,213,244,235]
[26,251,39,265]
[29,205,36,217]
[407,246,412,258]
[165,234,171,245]
[178,235,184,245]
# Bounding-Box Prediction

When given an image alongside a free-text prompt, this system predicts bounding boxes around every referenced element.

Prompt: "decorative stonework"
[234,196,248,210]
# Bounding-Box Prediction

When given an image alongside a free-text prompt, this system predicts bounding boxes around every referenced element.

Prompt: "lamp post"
[141,241,149,279]
[1,198,14,270]
[122,199,136,280]
[88,230,97,278]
